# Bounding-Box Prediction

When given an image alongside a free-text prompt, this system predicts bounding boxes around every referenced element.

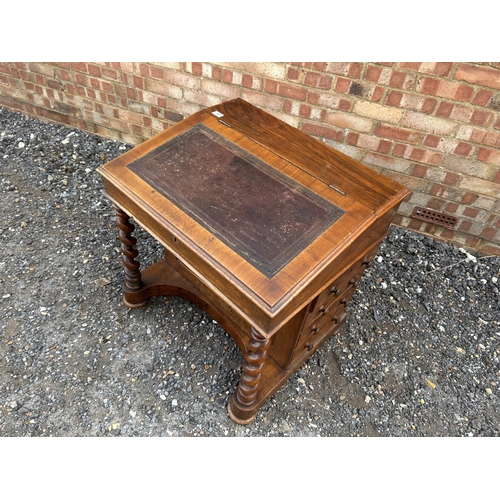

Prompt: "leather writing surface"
[128,124,344,277]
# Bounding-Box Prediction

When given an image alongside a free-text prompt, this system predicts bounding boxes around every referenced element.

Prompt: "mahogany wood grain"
[97,98,410,424]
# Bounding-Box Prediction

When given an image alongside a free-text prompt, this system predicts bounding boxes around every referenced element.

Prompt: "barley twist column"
[115,206,147,307]
[228,326,271,424]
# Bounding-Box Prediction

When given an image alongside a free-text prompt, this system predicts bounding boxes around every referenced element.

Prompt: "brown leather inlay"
[127,124,344,277]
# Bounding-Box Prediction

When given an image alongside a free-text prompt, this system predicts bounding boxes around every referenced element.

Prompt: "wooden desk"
[97,98,410,424]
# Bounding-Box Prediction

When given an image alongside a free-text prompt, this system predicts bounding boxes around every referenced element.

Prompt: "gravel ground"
[1,105,500,438]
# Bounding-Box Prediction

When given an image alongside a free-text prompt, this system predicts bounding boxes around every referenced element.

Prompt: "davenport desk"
[97,98,410,424]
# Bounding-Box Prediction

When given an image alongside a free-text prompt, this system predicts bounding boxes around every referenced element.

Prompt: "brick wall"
[1,62,499,256]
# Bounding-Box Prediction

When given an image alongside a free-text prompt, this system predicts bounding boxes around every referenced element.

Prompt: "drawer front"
[293,286,355,362]
[302,245,378,332]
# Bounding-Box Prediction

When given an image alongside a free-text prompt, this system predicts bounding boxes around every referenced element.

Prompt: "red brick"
[378,140,392,153]
[371,86,385,102]
[89,77,101,90]
[422,98,437,114]
[393,144,407,156]
[472,89,493,106]
[302,122,344,141]
[307,92,319,104]
[455,84,474,101]
[278,83,307,100]
[431,62,454,77]
[242,74,253,88]
[299,104,311,118]
[347,132,359,146]
[46,78,60,90]
[87,64,101,77]
[470,128,500,147]
[222,70,233,83]
[287,67,300,81]
[339,99,351,111]
[312,62,327,71]
[462,192,478,204]
[366,65,382,83]
[437,101,454,118]
[424,135,440,148]
[477,148,491,163]
[282,100,292,114]
[494,169,500,183]
[71,62,88,73]
[463,207,479,218]
[0,63,11,74]
[101,67,119,80]
[456,63,500,90]
[149,66,163,80]
[211,66,221,80]
[191,63,203,76]
[454,142,473,157]
[408,148,425,161]
[470,109,493,127]
[445,202,459,213]
[349,63,363,78]
[101,80,114,93]
[335,77,351,93]
[139,64,150,77]
[133,75,145,89]
[412,164,428,177]
[420,77,440,95]
[429,183,445,197]
[374,123,422,144]
[265,79,278,93]
[304,72,332,89]
[386,90,403,107]
[389,71,407,88]
[480,227,498,240]
[444,172,461,185]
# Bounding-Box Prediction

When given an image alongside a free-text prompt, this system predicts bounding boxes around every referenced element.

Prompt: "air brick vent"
[411,206,458,229]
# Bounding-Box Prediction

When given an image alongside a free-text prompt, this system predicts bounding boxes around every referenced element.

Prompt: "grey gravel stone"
[1,106,500,437]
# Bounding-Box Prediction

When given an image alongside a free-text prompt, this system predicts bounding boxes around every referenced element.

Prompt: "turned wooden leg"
[115,206,147,308]
[228,327,271,424]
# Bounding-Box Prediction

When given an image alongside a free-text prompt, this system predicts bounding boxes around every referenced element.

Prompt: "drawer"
[302,245,378,332]
[293,286,355,362]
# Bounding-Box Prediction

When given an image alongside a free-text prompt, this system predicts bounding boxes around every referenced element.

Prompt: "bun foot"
[227,397,258,425]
